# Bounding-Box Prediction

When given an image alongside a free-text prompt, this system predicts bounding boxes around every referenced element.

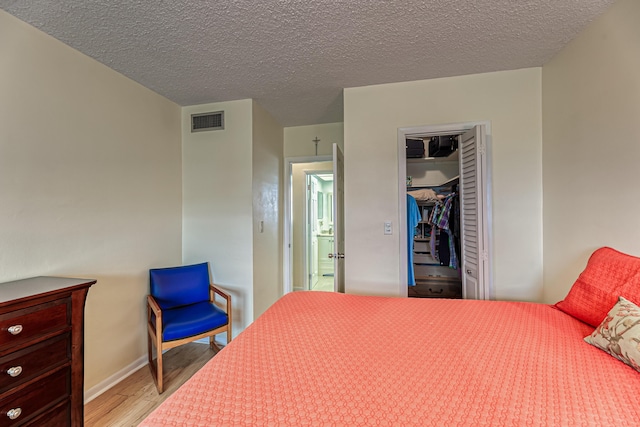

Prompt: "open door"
[459,125,489,299]
[331,143,345,293]
[306,176,319,290]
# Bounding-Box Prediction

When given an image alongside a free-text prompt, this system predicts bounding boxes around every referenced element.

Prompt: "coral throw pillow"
[555,247,640,327]
[584,296,640,372]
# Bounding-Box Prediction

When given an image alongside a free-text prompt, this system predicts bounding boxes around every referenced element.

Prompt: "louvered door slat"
[459,125,487,299]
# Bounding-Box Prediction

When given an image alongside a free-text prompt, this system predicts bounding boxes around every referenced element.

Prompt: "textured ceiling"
[0,0,616,126]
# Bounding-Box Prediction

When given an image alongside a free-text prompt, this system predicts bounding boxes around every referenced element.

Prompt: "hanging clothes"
[429,226,439,264]
[426,202,440,264]
[426,193,459,270]
[438,230,450,266]
[435,194,454,230]
[444,230,458,269]
[406,194,421,286]
[451,192,461,267]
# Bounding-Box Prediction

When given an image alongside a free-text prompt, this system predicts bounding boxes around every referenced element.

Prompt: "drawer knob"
[7,408,21,420]
[7,366,22,378]
[7,325,23,335]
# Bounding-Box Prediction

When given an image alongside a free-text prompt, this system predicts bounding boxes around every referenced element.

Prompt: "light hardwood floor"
[84,342,218,427]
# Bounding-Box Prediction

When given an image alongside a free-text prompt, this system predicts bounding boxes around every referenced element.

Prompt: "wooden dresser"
[0,277,95,426]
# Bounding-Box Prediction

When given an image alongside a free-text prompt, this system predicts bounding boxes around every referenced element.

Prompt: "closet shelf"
[440,175,459,187]
[406,150,459,164]
[407,175,459,192]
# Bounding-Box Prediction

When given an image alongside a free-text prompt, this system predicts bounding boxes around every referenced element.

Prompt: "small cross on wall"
[313,137,320,155]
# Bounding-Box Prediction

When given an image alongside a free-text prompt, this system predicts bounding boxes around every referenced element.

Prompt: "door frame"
[397,121,494,299]
[284,156,332,294]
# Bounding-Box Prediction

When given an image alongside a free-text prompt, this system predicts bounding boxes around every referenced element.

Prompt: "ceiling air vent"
[191,111,224,132]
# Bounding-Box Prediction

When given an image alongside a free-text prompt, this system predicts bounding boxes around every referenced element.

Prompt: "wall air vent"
[191,111,224,132]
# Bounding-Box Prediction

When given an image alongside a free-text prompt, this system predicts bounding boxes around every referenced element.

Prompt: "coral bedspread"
[140,292,639,426]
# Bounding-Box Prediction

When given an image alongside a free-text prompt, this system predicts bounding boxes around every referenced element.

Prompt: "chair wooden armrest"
[147,295,163,340]
[210,284,230,301]
[210,284,231,313]
[210,284,232,344]
[147,295,162,318]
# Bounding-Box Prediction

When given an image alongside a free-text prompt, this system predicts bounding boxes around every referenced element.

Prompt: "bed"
[140,247,640,426]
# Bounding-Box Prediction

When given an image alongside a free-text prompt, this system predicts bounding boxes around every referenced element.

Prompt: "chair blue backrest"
[149,262,210,310]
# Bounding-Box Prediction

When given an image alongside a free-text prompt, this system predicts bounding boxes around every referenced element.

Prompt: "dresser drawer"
[0,367,69,427]
[414,264,459,278]
[0,300,69,351]
[0,334,70,394]
[413,254,435,264]
[23,401,70,427]
[410,280,462,299]
[413,241,429,252]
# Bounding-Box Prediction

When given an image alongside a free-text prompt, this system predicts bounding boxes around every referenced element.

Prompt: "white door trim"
[397,121,494,299]
[284,156,332,295]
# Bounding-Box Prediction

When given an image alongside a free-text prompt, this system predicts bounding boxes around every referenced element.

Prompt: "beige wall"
[182,100,254,336]
[344,68,543,301]
[0,10,183,391]
[542,0,640,303]
[284,122,344,157]
[251,101,284,319]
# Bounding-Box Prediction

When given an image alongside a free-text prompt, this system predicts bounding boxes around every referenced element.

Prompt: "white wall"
[284,122,344,157]
[182,100,254,336]
[344,68,543,301]
[542,0,640,303]
[251,101,284,319]
[0,11,182,390]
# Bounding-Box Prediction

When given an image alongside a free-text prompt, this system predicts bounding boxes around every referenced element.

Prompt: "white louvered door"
[459,125,489,299]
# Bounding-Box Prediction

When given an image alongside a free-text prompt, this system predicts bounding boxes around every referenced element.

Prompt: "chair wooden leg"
[147,330,152,366]
[155,330,164,393]
[147,333,163,393]
[156,347,163,393]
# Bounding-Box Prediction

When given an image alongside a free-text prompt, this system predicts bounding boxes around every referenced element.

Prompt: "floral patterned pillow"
[584,296,640,372]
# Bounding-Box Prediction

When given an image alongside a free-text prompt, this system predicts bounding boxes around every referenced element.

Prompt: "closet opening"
[406,135,462,298]
[398,122,493,300]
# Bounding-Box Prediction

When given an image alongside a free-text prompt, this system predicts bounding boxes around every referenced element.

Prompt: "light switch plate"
[384,221,392,235]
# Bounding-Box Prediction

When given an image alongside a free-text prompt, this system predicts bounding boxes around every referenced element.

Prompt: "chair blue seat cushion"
[159,301,229,342]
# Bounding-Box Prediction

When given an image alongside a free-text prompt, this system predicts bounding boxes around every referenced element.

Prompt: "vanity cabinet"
[317,235,334,277]
[0,277,95,426]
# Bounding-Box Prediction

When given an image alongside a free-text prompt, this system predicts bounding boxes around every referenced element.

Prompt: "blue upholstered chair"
[147,262,232,393]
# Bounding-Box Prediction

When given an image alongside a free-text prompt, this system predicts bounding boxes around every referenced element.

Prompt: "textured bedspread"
[140,292,640,426]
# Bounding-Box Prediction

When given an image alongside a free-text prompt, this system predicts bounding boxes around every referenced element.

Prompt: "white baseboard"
[84,355,148,404]
[84,340,222,404]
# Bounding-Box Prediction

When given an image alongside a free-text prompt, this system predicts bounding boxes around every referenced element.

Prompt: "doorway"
[284,157,332,292]
[306,172,335,291]
[398,122,493,300]
[284,145,345,295]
